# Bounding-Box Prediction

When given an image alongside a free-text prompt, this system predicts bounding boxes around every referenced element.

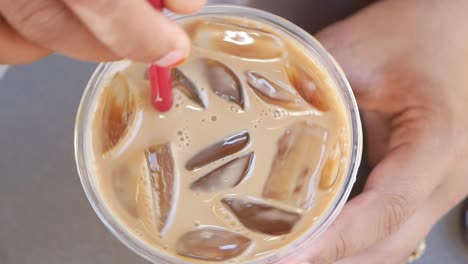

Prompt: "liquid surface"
[87,16,351,263]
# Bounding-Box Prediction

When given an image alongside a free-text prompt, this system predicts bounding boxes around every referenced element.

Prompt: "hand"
[0,0,206,64]
[291,0,468,263]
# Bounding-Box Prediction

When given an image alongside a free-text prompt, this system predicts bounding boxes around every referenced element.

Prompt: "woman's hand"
[0,0,206,64]
[293,0,468,263]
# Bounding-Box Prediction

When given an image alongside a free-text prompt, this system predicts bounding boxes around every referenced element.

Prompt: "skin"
[1,0,467,263]
[289,0,468,263]
[0,0,206,64]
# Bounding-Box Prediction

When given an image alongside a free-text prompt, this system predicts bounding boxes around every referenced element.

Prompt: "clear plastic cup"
[74,5,362,264]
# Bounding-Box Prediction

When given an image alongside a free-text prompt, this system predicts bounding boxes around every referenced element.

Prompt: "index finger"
[0,18,51,64]
[61,0,203,63]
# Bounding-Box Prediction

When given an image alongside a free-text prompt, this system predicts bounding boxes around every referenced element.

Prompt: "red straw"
[148,0,164,9]
[147,0,173,112]
[149,64,173,112]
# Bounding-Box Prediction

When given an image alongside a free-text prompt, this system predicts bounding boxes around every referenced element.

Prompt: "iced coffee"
[83,14,355,263]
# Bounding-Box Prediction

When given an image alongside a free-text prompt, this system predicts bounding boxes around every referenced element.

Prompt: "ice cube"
[186,131,250,171]
[188,19,285,60]
[246,71,308,110]
[262,122,327,209]
[144,143,175,232]
[286,64,330,111]
[190,152,254,192]
[112,165,138,217]
[100,73,137,154]
[172,68,206,108]
[202,58,244,108]
[222,197,301,236]
[176,227,251,261]
[319,143,341,189]
[111,150,175,234]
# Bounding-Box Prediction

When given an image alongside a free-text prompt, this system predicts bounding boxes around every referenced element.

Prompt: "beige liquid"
[87,16,351,263]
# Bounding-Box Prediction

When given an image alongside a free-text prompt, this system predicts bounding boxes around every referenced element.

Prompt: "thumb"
[289,130,447,264]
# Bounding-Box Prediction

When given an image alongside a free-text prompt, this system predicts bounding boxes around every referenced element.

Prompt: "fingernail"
[154,50,187,67]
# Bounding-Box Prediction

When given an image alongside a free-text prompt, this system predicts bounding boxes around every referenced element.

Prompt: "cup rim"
[75,4,363,264]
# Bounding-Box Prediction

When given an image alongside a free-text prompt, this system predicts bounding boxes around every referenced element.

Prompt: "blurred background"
[0,1,467,263]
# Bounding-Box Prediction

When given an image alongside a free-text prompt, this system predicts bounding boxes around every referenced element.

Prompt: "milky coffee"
[87,16,351,262]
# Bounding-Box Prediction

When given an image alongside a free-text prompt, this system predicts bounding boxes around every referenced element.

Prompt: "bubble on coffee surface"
[186,131,250,171]
[100,73,138,156]
[143,143,176,233]
[273,108,289,120]
[176,227,251,261]
[134,229,144,239]
[172,91,184,109]
[172,68,207,109]
[230,105,242,113]
[246,71,308,110]
[190,152,254,192]
[200,58,245,109]
[176,129,192,148]
[263,122,328,209]
[188,18,285,61]
[222,197,301,236]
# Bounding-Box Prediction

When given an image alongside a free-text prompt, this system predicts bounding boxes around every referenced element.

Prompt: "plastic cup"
[75,5,362,264]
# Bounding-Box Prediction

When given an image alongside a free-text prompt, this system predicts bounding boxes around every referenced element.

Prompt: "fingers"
[292,134,448,264]
[165,0,207,14]
[0,0,118,61]
[0,17,51,64]
[334,200,435,264]
[334,210,431,264]
[308,0,467,263]
[61,0,191,63]
[290,153,465,264]
[0,0,204,63]
[335,172,465,264]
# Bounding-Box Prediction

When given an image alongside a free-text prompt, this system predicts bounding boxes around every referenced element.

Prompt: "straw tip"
[148,0,164,10]
[153,96,174,112]
[149,63,173,113]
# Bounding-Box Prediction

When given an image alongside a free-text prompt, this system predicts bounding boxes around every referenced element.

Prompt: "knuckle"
[378,193,411,239]
[69,0,120,17]
[118,41,161,62]
[11,1,66,45]
[313,230,351,263]
[118,33,182,62]
[308,256,332,264]
[332,233,348,261]
[304,232,350,264]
